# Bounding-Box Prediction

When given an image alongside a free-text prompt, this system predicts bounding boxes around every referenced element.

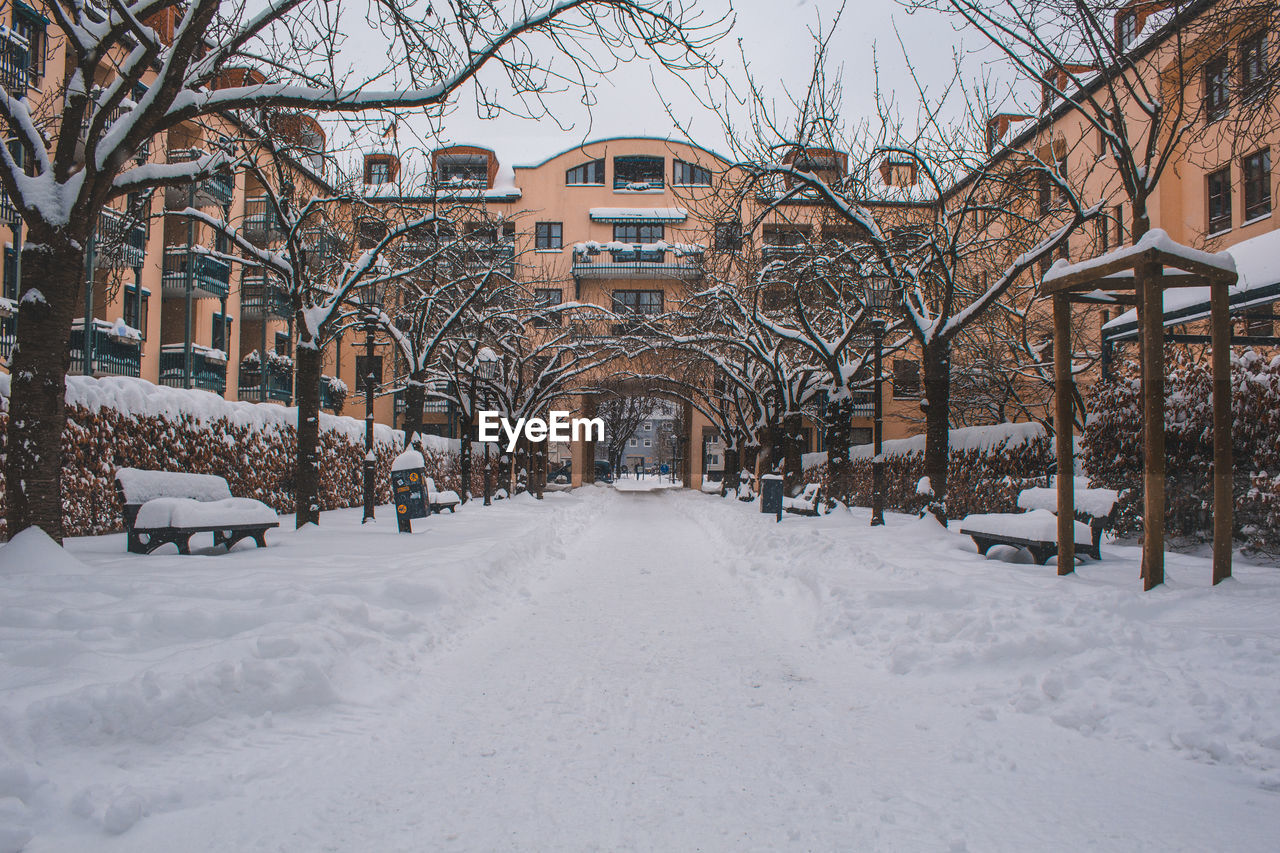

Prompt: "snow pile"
[681,492,1280,797]
[134,497,279,528]
[1017,482,1120,518]
[959,508,1091,542]
[849,421,1045,461]
[0,491,606,846]
[391,448,425,472]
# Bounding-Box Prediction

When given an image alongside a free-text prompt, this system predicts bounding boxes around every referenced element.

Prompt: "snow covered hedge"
[0,376,402,538]
[1082,351,1280,553]
[802,422,1051,517]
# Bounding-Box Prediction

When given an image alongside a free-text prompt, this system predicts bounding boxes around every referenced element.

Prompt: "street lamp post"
[864,277,897,528]
[362,313,377,524]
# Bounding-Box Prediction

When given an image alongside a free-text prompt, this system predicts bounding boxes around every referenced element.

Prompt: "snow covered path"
[4,487,1280,850]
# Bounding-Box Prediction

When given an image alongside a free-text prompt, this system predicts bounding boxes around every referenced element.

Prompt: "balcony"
[760,244,806,264]
[0,185,17,227]
[162,247,231,299]
[301,225,348,270]
[164,149,236,209]
[159,344,227,394]
[243,197,287,244]
[95,208,147,269]
[571,246,703,281]
[0,27,29,95]
[68,319,142,377]
[240,273,292,318]
[238,361,292,403]
[0,313,14,361]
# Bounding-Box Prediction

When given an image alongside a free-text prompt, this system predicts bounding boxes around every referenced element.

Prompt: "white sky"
[330,0,984,173]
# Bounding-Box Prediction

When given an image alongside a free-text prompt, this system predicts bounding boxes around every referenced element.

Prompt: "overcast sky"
[335,0,988,173]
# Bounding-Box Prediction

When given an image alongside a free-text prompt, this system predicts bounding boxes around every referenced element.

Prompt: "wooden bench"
[783,482,823,516]
[115,468,280,555]
[959,484,1120,566]
[425,477,461,513]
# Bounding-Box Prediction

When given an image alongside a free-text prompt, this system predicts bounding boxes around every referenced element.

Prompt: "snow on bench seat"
[783,483,822,515]
[425,477,461,512]
[135,497,280,529]
[959,509,1099,564]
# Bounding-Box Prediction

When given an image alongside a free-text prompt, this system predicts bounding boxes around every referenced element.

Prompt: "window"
[1204,52,1229,121]
[629,438,638,447]
[1096,214,1110,254]
[437,155,488,186]
[673,159,711,186]
[533,288,562,327]
[1037,169,1052,216]
[1113,204,1126,246]
[212,312,230,352]
[2,247,16,301]
[614,223,663,244]
[367,160,389,185]
[357,217,388,249]
[535,222,562,250]
[1245,303,1274,337]
[612,290,663,315]
[643,422,652,431]
[714,220,742,252]
[643,438,651,448]
[893,359,920,397]
[613,156,664,190]
[566,159,605,185]
[1243,149,1271,222]
[275,331,291,358]
[1117,11,1137,50]
[12,4,45,82]
[1241,32,1268,98]
[1207,167,1232,232]
[762,225,809,246]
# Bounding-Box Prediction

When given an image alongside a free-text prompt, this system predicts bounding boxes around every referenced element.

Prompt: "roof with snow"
[588,208,688,223]
[1101,228,1280,341]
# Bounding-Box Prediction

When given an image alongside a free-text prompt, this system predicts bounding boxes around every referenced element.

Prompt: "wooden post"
[1053,294,1075,575]
[1139,258,1165,590]
[1211,285,1233,584]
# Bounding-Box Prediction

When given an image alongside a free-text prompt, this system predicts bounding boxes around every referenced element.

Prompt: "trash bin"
[760,474,783,523]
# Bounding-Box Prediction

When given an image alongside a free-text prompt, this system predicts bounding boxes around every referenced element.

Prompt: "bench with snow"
[958,484,1119,565]
[783,482,823,516]
[425,477,461,513]
[114,468,279,555]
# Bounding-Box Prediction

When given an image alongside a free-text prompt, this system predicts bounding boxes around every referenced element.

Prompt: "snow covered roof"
[588,208,688,223]
[1101,228,1280,341]
[1044,229,1236,289]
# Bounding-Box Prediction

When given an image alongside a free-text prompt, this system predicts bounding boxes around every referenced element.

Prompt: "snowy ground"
[1,485,1278,851]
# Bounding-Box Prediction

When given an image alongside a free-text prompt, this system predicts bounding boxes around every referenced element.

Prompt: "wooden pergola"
[1039,238,1238,590]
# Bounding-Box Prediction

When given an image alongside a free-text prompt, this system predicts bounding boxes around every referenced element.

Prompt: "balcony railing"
[69,320,142,377]
[392,388,450,417]
[0,313,14,361]
[159,344,227,394]
[96,208,147,269]
[238,362,292,403]
[162,247,231,299]
[0,185,17,227]
[321,375,352,412]
[610,314,662,337]
[571,246,703,280]
[760,244,806,264]
[243,197,287,244]
[301,225,348,270]
[164,148,236,209]
[0,28,29,95]
[239,274,292,318]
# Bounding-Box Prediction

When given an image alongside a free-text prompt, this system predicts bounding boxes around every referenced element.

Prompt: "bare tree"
[1,0,725,540]
[594,386,661,474]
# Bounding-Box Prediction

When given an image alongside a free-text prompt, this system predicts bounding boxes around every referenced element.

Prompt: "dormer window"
[673,159,711,186]
[364,154,397,185]
[614,156,664,190]
[437,154,488,186]
[1117,11,1137,50]
[566,159,605,185]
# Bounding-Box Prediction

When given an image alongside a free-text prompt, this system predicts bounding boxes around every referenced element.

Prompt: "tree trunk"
[781,411,804,495]
[921,338,952,522]
[5,239,82,542]
[721,444,740,498]
[294,340,323,528]
[401,377,426,444]
[825,395,854,503]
